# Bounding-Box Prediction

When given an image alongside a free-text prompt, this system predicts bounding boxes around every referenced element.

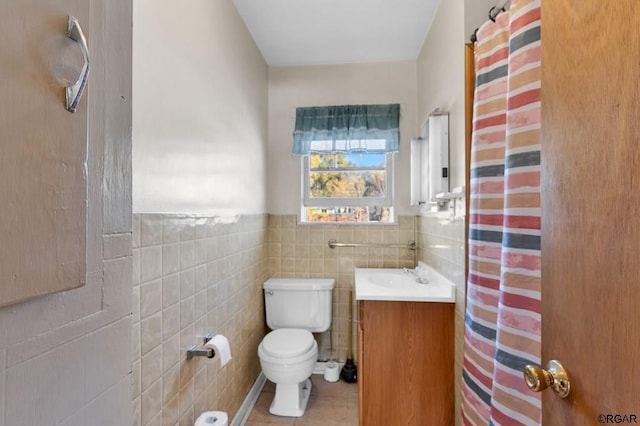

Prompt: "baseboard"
[230,372,267,426]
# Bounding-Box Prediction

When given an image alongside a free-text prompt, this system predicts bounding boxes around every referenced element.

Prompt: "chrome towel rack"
[328,239,416,251]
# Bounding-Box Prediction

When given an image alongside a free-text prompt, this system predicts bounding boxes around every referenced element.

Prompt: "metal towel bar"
[328,239,416,251]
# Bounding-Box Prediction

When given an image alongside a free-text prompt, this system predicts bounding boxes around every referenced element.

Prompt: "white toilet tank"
[263,278,335,332]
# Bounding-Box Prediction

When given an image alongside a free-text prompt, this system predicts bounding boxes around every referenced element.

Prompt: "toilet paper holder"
[186,333,216,360]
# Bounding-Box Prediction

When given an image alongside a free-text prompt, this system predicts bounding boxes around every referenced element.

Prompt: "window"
[302,152,394,223]
[292,104,400,224]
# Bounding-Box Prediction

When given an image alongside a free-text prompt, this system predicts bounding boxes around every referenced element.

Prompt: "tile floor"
[245,375,359,425]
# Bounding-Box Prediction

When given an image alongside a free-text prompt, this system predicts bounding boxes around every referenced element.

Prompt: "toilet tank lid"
[263,278,335,291]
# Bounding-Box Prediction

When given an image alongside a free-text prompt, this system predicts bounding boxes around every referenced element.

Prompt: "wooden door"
[0,0,89,306]
[541,1,640,423]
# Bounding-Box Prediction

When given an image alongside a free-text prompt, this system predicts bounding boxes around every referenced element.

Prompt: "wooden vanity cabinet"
[357,300,454,425]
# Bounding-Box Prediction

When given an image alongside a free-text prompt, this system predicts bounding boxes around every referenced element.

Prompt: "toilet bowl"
[258,328,318,417]
[258,278,334,417]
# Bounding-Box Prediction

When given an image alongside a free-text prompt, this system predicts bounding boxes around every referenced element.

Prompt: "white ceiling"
[233,0,441,66]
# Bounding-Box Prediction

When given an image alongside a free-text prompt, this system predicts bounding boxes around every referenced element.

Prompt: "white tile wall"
[417,215,466,426]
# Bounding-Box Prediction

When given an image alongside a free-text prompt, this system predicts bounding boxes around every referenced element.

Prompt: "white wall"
[466,0,505,42]
[416,0,497,191]
[132,0,268,216]
[417,0,465,189]
[267,62,418,216]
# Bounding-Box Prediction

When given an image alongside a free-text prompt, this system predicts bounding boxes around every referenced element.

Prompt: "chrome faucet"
[402,267,429,284]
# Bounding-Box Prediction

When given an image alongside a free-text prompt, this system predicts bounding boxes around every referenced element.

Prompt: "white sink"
[355,266,455,303]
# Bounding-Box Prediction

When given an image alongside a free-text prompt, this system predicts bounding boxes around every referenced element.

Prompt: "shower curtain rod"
[489,0,510,21]
[470,0,510,42]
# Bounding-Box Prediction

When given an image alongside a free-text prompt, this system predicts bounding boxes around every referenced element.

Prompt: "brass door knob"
[523,360,571,398]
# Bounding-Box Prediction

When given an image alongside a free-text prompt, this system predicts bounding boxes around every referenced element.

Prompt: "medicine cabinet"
[410,111,450,206]
[0,11,90,307]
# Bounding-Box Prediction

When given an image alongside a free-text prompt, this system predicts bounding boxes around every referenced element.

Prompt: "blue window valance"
[292,104,400,156]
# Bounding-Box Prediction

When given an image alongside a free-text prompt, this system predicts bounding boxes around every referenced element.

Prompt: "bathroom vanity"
[355,268,454,425]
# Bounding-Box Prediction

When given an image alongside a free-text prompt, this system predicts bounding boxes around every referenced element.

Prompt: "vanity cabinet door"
[358,300,454,425]
[0,1,89,306]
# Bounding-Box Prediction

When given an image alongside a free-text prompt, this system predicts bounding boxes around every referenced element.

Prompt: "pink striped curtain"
[462,0,542,425]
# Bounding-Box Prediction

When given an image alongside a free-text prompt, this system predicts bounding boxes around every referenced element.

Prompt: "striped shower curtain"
[462,0,542,425]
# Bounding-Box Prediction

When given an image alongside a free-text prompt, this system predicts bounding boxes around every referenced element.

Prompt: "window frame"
[300,152,395,223]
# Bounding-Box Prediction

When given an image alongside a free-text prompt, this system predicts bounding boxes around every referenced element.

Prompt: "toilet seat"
[260,328,314,358]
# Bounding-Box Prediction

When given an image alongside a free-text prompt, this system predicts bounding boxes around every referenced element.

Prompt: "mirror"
[410,111,450,205]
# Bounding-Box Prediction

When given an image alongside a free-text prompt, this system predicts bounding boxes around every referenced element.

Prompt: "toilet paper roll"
[195,411,228,426]
[324,361,340,382]
[204,334,232,367]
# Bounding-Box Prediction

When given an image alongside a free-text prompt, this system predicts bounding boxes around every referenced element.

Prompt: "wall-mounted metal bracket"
[186,333,215,360]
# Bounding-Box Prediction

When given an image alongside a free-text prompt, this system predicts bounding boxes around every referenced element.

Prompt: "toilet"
[258,278,335,417]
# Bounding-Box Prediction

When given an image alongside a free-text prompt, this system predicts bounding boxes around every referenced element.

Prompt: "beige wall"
[132,214,268,425]
[0,1,133,425]
[267,215,417,362]
[131,2,270,424]
[132,0,268,216]
[267,62,419,217]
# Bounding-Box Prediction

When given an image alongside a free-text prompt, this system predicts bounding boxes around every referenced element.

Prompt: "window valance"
[292,104,400,155]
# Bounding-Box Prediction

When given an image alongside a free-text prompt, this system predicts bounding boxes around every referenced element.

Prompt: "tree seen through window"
[308,153,385,199]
